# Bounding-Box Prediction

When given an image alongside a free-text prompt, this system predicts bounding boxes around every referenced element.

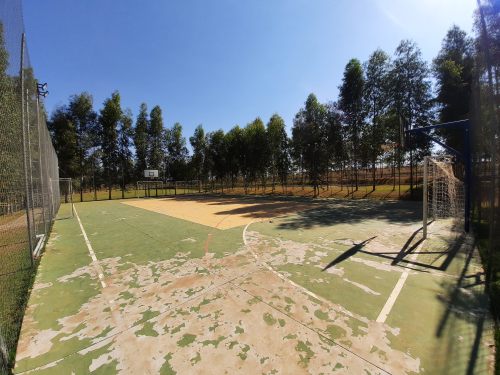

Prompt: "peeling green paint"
[171,323,186,334]
[201,335,226,348]
[263,312,277,325]
[190,352,201,365]
[135,322,159,337]
[295,340,314,368]
[177,333,196,347]
[159,352,177,374]
[284,297,295,304]
[228,341,238,349]
[314,310,329,320]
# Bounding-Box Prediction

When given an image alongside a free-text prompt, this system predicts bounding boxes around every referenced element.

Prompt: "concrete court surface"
[14,196,494,374]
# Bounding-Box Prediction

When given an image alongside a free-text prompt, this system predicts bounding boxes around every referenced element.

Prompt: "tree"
[225,126,245,190]
[292,93,328,197]
[391,40,433,198]
[99,91,122,199]
[117,108,134,198]
[148,105,165,175]
[206,129,227,192]
[433,25,474,153]
[165,122,188,181]
[67,92,98,201]
[324,103,344,188]
[189,124,206,182]
[364,49,391,190]
[245,117,268,193]
[47,105,78,178]
[133,103,149,180]
[337,59,366,192]
[266,113,287,191]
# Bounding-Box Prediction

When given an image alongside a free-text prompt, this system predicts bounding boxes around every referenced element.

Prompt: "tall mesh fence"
[0,1,60,372]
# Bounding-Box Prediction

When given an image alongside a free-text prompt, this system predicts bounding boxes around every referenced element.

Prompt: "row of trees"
[48,19,480,199]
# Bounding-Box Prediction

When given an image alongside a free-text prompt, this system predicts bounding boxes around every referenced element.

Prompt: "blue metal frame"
[406,120,470,232]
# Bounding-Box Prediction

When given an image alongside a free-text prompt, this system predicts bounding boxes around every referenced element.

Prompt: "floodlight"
[43,91,49,98]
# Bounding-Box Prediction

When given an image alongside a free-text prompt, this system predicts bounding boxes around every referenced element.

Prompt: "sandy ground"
[122,196,325,230]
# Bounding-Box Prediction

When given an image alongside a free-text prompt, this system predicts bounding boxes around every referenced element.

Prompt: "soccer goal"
[423,156,465,239]
[174,180,202,195]
[49,178,74,220]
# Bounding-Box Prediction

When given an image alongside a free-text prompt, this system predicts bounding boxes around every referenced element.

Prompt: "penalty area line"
[376,233,427,324]
[74,205,107,288]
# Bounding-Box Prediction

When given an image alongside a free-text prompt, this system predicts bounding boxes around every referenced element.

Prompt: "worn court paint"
[376,236,427,323]
[74,204,106,288]
[14,198,494,374]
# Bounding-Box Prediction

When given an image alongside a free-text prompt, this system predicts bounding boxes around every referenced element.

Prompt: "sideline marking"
[74,205,107,288]
[376,236,427,323]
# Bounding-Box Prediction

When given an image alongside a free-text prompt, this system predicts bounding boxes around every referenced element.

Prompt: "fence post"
[20,34,34,269]
[423,156,428,239]
[26,89,36,235]
[36,95,47,235]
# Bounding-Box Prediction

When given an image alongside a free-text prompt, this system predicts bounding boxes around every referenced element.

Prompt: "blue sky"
[23,0,476,142]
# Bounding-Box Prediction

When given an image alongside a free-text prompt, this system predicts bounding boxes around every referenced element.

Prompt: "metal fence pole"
[26,89,36,235]
[20,34,34,269]
[423,156,428,239]
[36,95,47,235]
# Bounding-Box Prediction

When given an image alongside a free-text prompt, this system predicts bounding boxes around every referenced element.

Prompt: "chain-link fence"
[0,1,61,372]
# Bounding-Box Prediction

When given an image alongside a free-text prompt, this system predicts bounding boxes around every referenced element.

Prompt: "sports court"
[14,195,493,374]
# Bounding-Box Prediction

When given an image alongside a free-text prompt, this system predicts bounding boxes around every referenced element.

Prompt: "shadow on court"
[322,237,376,271]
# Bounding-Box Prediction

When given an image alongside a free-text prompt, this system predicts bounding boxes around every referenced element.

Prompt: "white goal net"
[423,156,465,238]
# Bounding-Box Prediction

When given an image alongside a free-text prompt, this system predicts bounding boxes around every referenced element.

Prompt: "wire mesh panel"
[136,181,165,198]
[0,1,62,371]
[175,180,201,195]
[50,178,73,220]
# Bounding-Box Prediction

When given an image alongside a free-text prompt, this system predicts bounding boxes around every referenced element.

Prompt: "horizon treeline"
[47,2,497,199]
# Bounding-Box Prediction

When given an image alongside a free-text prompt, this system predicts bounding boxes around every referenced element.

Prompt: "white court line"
[376,234,428,323]
[74,205,106,288]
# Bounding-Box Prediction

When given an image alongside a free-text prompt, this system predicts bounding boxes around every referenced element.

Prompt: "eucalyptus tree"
[189,124,207,182]
[337,59,366,192]
[117,108,134,198]
[292,93,328,197]
[67,92,98,200]
[165,122,188,181]
[432,25,474,153]
[206,129,227,192]
[99,91,122,199]
[245,117,268,193]
[133,103,149,180]
[266,113,287,191]
[47,105,79,180]
[364,49,391,190]
[148,105,165,177]
[324,103,344,187]
[225,126,245,189]
[391,40,433,198]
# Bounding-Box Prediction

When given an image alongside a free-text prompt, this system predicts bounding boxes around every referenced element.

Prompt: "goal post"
[422,156,465,239]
